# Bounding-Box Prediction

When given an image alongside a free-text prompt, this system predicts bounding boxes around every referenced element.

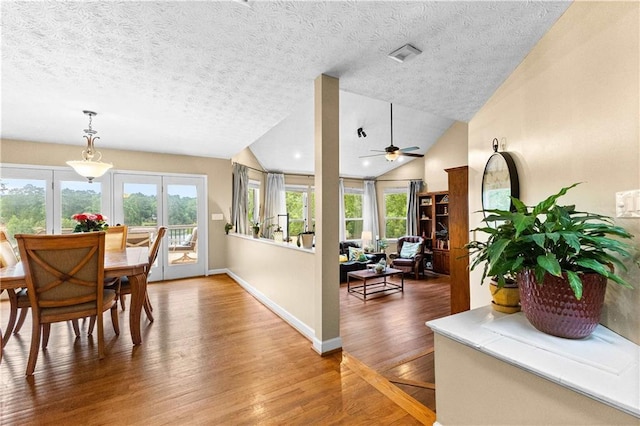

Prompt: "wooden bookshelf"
[417,191,449,274]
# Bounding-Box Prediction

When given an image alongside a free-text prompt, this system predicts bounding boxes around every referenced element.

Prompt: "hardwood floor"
[1,273,449,424]
[340,272,451,412]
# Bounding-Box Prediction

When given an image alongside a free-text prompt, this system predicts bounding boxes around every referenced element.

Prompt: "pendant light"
[67,110,113,183]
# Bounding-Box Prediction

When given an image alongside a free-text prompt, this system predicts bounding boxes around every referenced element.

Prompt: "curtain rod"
[233,162,422,182]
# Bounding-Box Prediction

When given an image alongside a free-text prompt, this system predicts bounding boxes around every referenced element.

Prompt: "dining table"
[0,246,150,346]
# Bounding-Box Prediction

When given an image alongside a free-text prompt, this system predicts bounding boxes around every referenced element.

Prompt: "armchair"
[389,236,425,279]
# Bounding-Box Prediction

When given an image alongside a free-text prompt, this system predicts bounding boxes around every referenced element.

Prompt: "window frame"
[285,184,314,236]
[247,179,260,232]
[343,187,364,241]
[383,187,408,240]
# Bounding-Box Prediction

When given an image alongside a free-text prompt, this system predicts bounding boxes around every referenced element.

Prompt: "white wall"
[226,234,316,337]
[468,1,640,343]
[424,121,469,192]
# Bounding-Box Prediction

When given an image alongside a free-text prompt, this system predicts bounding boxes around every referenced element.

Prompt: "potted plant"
[272,226,284,243]
[378,239,389,253]
[224,223,233,235]
[488,275,520,314]
[252,222,260,239]
[466,183,637,339]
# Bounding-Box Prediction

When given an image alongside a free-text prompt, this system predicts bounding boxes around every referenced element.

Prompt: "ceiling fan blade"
[399,152,424,158]
[359,153,385,158]
[399,146,420,152]
[369,149,387,153]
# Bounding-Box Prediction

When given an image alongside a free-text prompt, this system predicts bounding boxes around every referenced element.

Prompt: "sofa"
[339,241,386,282]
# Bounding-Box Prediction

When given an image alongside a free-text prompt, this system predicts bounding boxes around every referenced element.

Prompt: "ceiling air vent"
[388,44,422,63]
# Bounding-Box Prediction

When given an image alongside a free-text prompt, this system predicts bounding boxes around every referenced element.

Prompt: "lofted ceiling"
[1,1,571,178]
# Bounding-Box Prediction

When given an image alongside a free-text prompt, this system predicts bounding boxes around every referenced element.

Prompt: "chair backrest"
[397,236,425,255]
[187,227,197,248]
[146,226,167,277]
[105,225,128,251]
[15,232,105,310]
[0,230,19,267]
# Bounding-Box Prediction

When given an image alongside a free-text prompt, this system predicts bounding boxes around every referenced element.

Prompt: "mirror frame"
[481,151,519,213]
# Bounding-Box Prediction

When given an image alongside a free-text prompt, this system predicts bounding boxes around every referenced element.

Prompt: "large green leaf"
[566,270,583,300]
[532,183,581,215]
[511,197,528,213]
[531,233,546,249]
[513,214,535,238]
[537,253,562,276]
[559,232,581,253]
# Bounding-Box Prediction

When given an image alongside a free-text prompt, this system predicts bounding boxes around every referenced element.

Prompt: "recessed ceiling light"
[388,44,422,63]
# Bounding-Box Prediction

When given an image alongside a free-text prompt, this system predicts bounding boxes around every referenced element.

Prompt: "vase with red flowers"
[72,213,109,232]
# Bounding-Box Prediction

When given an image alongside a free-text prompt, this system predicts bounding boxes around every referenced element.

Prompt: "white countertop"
[427,306,640,418]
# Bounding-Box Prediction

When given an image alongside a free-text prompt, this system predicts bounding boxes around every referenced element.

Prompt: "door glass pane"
[123,183,158,248]
[61,180,103,234]
[0,178,47,242]
[167,184,198,264]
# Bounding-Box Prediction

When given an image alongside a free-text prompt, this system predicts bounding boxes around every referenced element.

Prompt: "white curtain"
[406,180,424,235]
[263,173,286,239]
[231,163,248,234]
[362,180,380,245]
[338,178,346,242]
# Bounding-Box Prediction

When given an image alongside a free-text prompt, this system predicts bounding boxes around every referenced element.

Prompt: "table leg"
[127,273,146,345]
[2,289,18,348]
[363,277,367,299]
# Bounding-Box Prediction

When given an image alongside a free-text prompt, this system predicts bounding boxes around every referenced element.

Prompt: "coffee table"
[347,267,404,300]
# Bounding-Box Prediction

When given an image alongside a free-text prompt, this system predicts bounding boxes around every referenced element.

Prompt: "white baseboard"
[312,336,343,355]
[225,270,316,343]
[207,268,227,275]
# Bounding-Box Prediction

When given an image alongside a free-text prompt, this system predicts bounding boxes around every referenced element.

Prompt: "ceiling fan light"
[385,151,399,162]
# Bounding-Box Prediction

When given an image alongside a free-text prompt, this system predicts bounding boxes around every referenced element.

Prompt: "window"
[247,180,260,230]
[384,188,407,239]
[343,188,363,240]
[285,185,315,237]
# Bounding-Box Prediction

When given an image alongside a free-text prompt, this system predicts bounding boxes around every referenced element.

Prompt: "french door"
[0,165,206,281]
[112,173,207,281]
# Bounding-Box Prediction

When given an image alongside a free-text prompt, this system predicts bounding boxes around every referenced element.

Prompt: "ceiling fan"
[360,103,424,162]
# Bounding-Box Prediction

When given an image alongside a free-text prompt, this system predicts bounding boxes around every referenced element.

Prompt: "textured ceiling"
[1,1,571,177]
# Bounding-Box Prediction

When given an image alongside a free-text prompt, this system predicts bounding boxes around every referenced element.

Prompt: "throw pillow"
[400,241,421,259]
[348,246,364,262]
[357,252,369,262]
[339,254,348,263]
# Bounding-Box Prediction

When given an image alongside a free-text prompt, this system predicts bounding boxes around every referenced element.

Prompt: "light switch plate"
[211,213,224,221]
[615,190,640,218]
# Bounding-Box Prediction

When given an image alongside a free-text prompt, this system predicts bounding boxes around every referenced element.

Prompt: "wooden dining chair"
[3,231,82,345]
[115,226,167,321]
[105,225,128,251]
[92,225,128,331]
[15,232,119,376]
[0,230,25,347]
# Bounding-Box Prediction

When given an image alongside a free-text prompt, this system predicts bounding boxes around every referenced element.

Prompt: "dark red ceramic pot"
[517,269,607,339]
